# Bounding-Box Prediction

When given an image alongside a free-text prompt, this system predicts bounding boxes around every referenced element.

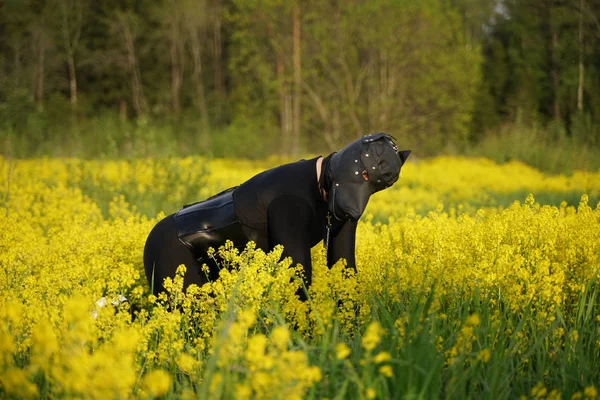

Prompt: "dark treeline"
[1,0,600,162]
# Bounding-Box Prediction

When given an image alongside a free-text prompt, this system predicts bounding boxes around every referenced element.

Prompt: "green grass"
[466,124,600,174]
[2,116,599,173]
[160,276,600,399]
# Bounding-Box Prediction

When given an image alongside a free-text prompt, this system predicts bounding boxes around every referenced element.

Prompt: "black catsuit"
[143,157,356,297]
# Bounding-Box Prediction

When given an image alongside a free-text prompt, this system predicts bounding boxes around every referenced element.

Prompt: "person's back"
[232,156,357,292]
[233,157,327,250]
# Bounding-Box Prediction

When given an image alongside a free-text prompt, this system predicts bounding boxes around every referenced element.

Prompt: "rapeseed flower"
[142,369,172,397]
[335,343,351,360]
[1,155,599,398]
[366,387,377,399]
[373,351,391,364]
[584,386,598,399]
[477,349,492,363]
[379,365,394,377]
[270,326,290,351]
[362,322,385,352]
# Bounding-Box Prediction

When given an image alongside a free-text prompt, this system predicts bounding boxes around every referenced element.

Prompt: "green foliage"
[186,276,600,399]
[466,124,600,174]
[473,0,600,146]
[0,0,485,156]
[1,0,600,164]
[297,0,481,151]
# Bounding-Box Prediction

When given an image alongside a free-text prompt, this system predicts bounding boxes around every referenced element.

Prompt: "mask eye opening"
[362,170,369,181]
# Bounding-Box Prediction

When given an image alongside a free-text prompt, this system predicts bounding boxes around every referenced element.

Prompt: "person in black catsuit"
[143,133,411,299]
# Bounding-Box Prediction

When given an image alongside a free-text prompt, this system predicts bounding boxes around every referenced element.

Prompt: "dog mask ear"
[398,150,411,165]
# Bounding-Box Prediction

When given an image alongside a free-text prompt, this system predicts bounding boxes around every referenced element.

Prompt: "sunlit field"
[1,156,599,399]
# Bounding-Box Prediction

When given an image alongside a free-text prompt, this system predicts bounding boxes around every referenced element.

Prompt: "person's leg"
[143,214,211,296]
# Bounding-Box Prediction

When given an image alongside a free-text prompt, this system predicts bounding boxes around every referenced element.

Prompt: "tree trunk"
[366,56,376,131]
[277,53,290,154]
[258,4,292,155]
[285,87,292,149]
[119,99,128,122]
[67,54,78,108]
[170,17,183,118]
[122,21,146,115]
[331,5,364,137]
[29,24,47,104]
[577,0,584,111]
[332,108,341,151]
[67,53,79,134]
[60,0,82,112]
[36,31,45,105]
[13,38,22,87]
[303,81,335,150]
[212,0,224,123]
[551,28,560,121]
[339,54,366,137]
[379,51,388,126]
[292,1,302,155]
[188,22,210,140]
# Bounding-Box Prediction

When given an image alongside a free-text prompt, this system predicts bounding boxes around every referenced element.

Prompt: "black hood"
[325,133,410,221]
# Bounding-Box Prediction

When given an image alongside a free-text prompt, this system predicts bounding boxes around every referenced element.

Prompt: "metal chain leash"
[324,212,332,261]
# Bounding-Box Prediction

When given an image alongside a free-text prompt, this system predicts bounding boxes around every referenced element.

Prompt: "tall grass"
[467,124,600,174]
[167,271,600,399]
[0,113,278,160]
[2,114,599,173]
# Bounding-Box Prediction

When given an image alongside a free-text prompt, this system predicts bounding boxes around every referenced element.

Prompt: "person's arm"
[267,195,314,296]
[327,220,357,272]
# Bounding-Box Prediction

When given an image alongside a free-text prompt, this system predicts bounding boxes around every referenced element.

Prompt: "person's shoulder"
[271,157,319,174]
[272,157,320,186]
[245,157,318,184]
[236,157,318,201]
[233,157,321,225]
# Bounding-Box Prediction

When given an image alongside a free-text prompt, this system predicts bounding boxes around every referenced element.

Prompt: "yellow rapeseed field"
[0,155,599,399]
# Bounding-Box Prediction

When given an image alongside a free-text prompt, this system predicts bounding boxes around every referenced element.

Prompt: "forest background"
[1,0,600,173]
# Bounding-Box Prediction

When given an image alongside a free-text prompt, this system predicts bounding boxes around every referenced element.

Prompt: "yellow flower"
[362,322,384,352]
[176,353,199,375]
[584,386,598,399]
[251,371,270,393]
[569,330,580,342]
[379,365,393,377]
[373,351,391,364]
[366,387,376,399]
[465,313,481,327]
[30,321,59,372]
[270,326,290,351]
[4,155,600,400]
[0,368,38,398]
[141,370,172,398]
[235,383,252,400]
[0,332,15,355]
[335,343,351,360]
[547,389,562,400]
[531,382,547,399]
[476,349,492,363]
[245,334,270,371]
[209,372,223,395]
